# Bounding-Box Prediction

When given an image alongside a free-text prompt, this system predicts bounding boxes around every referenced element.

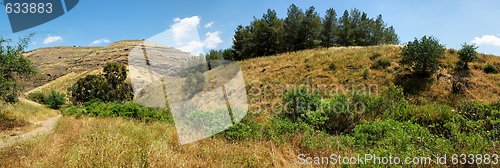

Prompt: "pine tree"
[232,25,254,60]
[302,6,322,49]
[338,10,354,46]
[321,8,338,48]
[284,4,305,51]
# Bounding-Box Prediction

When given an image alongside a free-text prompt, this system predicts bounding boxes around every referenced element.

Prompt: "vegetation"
[457,43,478,70]
[484,64,498,74]
[68,62,133,104]
[401,36,445,77]
[183,72,206,98]
[231,4,399,60]
[0,35,37,103]
[62,101,172,122]
[46,90,66,109]
[371,58,391,70]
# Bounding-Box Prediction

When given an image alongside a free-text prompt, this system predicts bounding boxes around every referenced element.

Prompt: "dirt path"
[0,115,61,148]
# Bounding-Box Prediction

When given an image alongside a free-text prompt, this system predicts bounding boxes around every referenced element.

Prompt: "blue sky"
[1,0,500,55]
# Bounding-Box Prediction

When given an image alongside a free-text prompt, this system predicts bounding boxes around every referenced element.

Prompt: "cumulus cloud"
[147,16,223,55]
[90,38,111,46]
[204,21,214,28]
[43,35,63,45]
[204,31,223,49]
[472,35,500,47]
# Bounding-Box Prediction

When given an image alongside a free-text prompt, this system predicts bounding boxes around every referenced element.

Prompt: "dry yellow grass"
[0,117,313,167]
[3,44,499,167]
[0,98,59,137]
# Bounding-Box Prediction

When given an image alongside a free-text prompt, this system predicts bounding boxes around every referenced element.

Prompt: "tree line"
[207,4,399,61]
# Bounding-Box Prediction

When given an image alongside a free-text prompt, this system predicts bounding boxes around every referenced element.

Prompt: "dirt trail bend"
[0,115,61,148]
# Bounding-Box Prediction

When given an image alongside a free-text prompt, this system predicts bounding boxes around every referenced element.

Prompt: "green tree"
[69,62,132,104]
[401,36,445,77]
[337,10,354,46]
[252,9,284,56]
[183,72,206,98]
[46,90,66,109]
[321,8,338,48]
[103,62,133,102]
[457,43,478,70]
[232,25,254,60]
[302,6,322,49]
[283,4,305,51]
[0,35,37,103]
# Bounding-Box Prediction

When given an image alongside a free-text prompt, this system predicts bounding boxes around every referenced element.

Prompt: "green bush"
[68,62,133,104]
[46,90,66,109]
[353,119,453,157]
[328,63,336,70]
[406,104,455,136]
[263,116,312,143]
[400,36,445,77]
[319,94,363,133]
[371,58,391,70]
[183,72,206,98]
[362,68,369,79]
[27,91,47,104]
[282,87,321,121]
[458,102,493,121]
[62,101,171,122]
[483,64,498,74]
[457,43,478,70]
[224,120,262,141]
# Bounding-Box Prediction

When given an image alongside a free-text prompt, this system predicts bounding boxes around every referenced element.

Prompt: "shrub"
[46,90,66,109]
[320,94,363,133]
[353,119,453,157]
[328,63,336,70]
[27,91,47,104]
[62,101,171,122]
[406,104,455,136]
[458,102,495,121]
[400,36,445,77]
[483,64,498,74]
[69,75,107,103]
[68,62,133,104]
[457,43,478,70]
[224,120,262,141]
[183,72,206,98]
[371,58,391,70]
[362,68,369,79]
[282,87,321,121]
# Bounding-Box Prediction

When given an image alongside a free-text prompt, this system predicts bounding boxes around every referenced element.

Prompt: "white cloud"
[43,35,63,45]
[204,31,223,49]
[89,38,111,46]
[472,35,500,47]
[204,21,214,28]
[147,16,223,55]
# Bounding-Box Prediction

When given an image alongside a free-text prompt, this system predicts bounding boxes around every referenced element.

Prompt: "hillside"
[25,42,500,116]
[3,41,499,167]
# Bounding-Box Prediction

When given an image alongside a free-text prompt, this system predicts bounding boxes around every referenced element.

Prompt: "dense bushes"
[68,62,133,104]
[353,119,453,157]
[371,58,391,70]
[27,91,47,104]
[46,90,66,109]
[62,101,171,122]
[282,88,321,121]
[26,90,66,109]
[183,72,206,98]
[400,36,445,77]
[484,64,498,74]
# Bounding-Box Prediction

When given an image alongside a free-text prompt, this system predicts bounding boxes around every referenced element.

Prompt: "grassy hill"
[3,41,499,167]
